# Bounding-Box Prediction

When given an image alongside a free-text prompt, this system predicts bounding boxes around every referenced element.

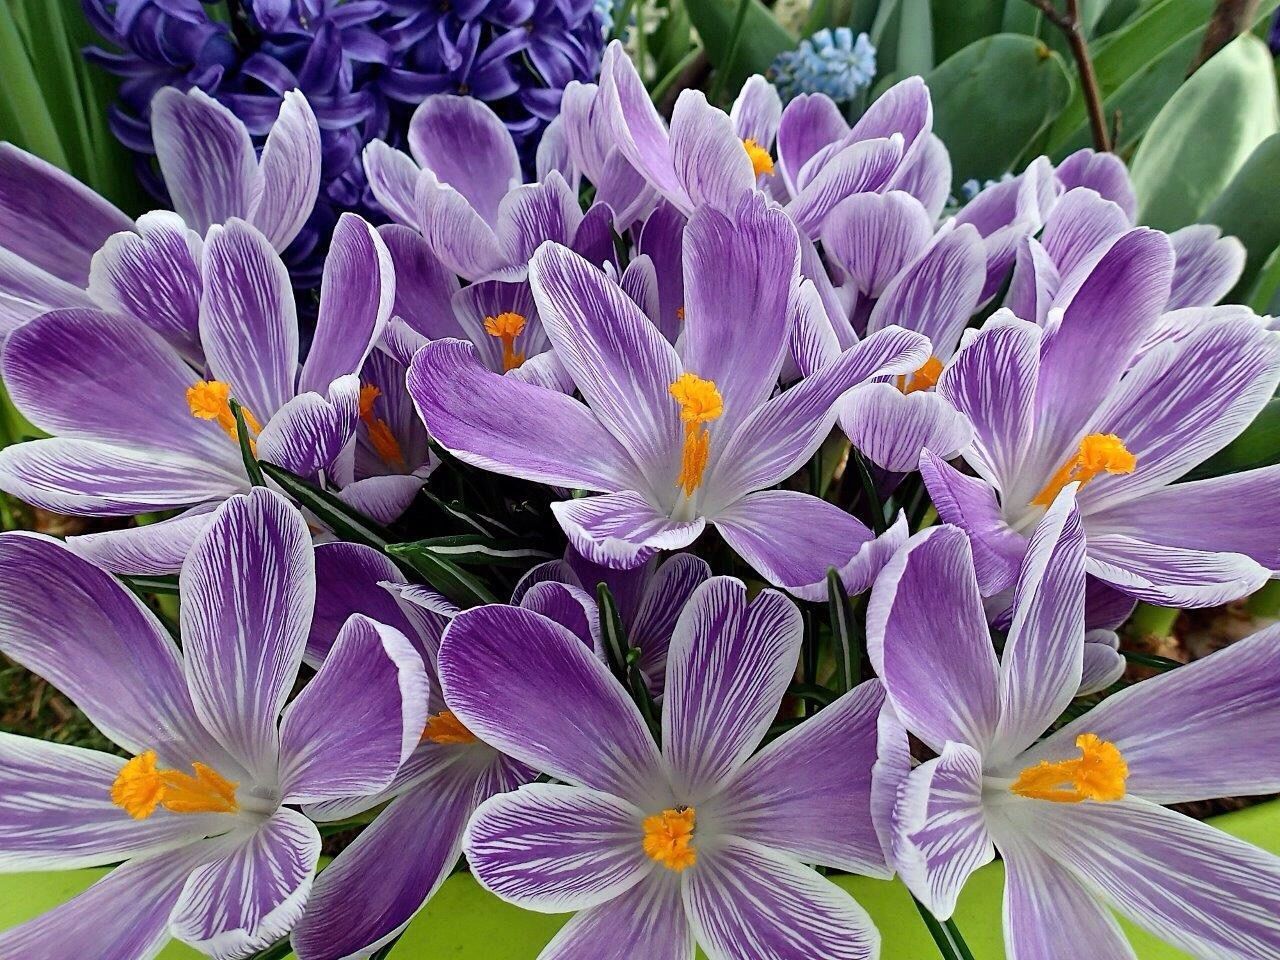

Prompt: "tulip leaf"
[1201,133,1280,304]
[685,0,794,93]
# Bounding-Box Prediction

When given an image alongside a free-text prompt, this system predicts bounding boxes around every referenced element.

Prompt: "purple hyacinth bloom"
[409,191,930,599]
[870,495,1280,958]
[0,489,430,959]
[440,576,906,960]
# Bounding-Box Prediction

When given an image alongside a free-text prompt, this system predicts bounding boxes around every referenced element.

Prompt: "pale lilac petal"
[820,191,932,298]
[363,140,422,228]
[337,474,427,526]
[1054,148,1137,220]
[1168,225,1246,309]
[380,224,461,340]
[621,254,661,327]
[788,278,842,378]
[730,75,782,146]
[495,173,585,269]
[1004,236,1059,326]
[1039,188,1129,278]
[256,376,360,477]
[450,279,544,372]
[1079,629,1125,697]
[539,872,693,960]
[669,90,757,214]
[552,491,704,569]
[537,115,578,188]
[520,580,602,654]
[786,136,905,236]
[850,75,932,159]
[66,505,217,576]
[637,200,687,341]
[416,170,516,282]
[1086,535,1269,608]
[250,91,321,250]
[839,384,973,473]
[601,42,689,209]
[0,245,93,341]
[776,93,849,198]
[628,553,712,691]
[408,95,520,224]
[890,133,951,219]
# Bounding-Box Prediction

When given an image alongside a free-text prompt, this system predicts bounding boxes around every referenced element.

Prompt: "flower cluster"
[2,36,1280,960]
[771,27,877,105]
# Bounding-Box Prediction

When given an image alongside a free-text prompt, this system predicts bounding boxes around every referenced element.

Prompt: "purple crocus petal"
[170,808,321,960]
[363,140,422,228]
[628,553,712,691]
[66,505,217,577]
[684,836,878,960]
[537,115,578,189]
[0,532,230,769]
[890,133,951,220]
[820,191,932,299]
[776,93,849,198]
[840,384,974,473]
[552,491,705,569]
[662,578,801,796]
[601,41,690,210]
[0,245,93,342]
[337,474,428,525]
[250,90,321,251]
[892,741,994,920]
[416,170,521,281]
[0,143,134,286]
[669,90,756,214]
[1054,147,1137,220]
[713,490,908,601]
[496,173,586,269]
[152,87,260,234]
[538,871,693,960]
[788,279,842,378]
[200,219,298,419]
[851,75,932,157]
[598,151,659,230]
[380,224,461,341]
[957,159,1059,302]
[256,376,360,477]
[408,338,640,491]
[621,254,661,327]
[439,603,664,796]
[786,136,905,237]
[1167,225,1246,309]
[1086,535,1268,608]
[299,214,394,395]
[88,211,202,358]
[867,524,1000,752]
[1079,629,1125,697]
[730,75,782,147]
[408,95,520,225]
[180,488,313,782]
[637,200,687,341]
[1004,237,1059,326]
[719,679,896,877]
[464,783,652,912]
[1038,188,1129,279]
[520,580,602,654]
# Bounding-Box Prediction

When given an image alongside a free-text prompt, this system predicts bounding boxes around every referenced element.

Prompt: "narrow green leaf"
[383,542,500,607]
[1203,133,1280,303]
[121,575,181,596]
[1248,243,1280,315]
[826,568,861,693]
[597,583,660,739]
[259,461,392,551]
[0,3,68,169]
[229,400,265,488]
[850,448,888,535]
[896,0,934,77]
[1120,649,1183,671]
[685,0,794,92]
[389,534,552,569]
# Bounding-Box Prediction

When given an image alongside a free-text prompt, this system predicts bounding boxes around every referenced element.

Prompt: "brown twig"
[1024,0,1112,152]
[1188,0,1263,76]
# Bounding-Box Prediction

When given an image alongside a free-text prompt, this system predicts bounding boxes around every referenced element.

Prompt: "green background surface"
[3,800,1275,958]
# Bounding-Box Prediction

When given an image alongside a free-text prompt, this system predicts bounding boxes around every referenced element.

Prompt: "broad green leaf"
[685,0,794,94]
[1188,397,1280,478]
[1248,242,1280,315]
[896,0,934,77]
[1201,133,1280,303]
[924,33,1072,186]
[930,0,1004,63]
[1129,34,1279,230]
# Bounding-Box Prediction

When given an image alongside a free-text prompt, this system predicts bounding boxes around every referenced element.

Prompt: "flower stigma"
[1031,433,1136,507]
[643,806,697,871]
[669,373,724,497]
[897,355,944,395]
[110,750,240,820]
[422,709,478,745]
[742,139,775,178]
[1011,733,1128,803]
[187,380,261,451]
[484,311,528,372]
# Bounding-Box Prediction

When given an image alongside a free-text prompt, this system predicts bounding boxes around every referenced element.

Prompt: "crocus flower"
[869,496,1280,959]
[0,488,429,959]
[287,542,533,960]
[0,213,392,574]
[923,226,1280,609]
[440,576,906,960]
[410,193,930,598]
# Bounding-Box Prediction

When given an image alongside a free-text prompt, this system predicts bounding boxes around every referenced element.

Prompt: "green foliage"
[1189,398,1280,479]
[684,0,795,95]
[1201,134,1280,304]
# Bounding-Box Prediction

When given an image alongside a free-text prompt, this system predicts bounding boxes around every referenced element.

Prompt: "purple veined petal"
[1167,224,1246,309]
[889,132,951,220]
[995,826,1137,960]
[867,524,1000,752]
[730,75,782,147]
[892,740,995,920]
[0,531,232,769]
[820,191,932,299]
[539,870,693,960]
[363,140,422,228]
[713,490,908,601]
[839,383,974,474]
[1022,622,1280,803]
[684,836,878,960]
[379,223,461,340]
[552,491,705,569]
[416,169,522,282]
[669,90,757,215]
[299,214,394,395]
[958,159,1060,303]
[637,200,687,342]
[66,504,217,576]
[1133,303,1264,362]
[988,489,1085,763]
[519,580,602,655]
[662,578,801,797]
[277,615,429,804]
[199,219,298,419]
[537,115,579,190]
[0,733,224,870]
[337,474,428,526]
[495,173,586,269]
[408,338,641,491]
[571,201,618,271]
[152,87,262,235]
[1054,148,1137,221]
[407,94,520,225]
[0,244,93,344]
[1078,629,1125,697]
[788,278,843,379]
[850,75,932,157]
[250,90,321,251]
[561,80,611,184]
[621,253,661,328]
[87,211,202,359]
[180,488,314,783]
[786,136,905,237]
[598,150,660,230]
[718,679,896,877]
[1085,535,1269,608]
[464,782,653,912]
[1038,188,1129,279]
[507,348,576,393]
[1005,236,1060,327]
[628,553,712,693]
[1017,797,1280,959]
[170,807,321,960]
[1086,576,1138,630]
[529,241,682,492]
[256,375,360,477]
[0,143,134,286]
[776,93,849,198]
[0,840,218,960]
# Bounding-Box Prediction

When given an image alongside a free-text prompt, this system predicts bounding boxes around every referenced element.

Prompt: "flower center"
[1031,433,1136,507]
[421,709,478,745]
[897,355,944,395]
[110,750,240,820]
[742,138,775,178]
[1011,734,1128,804]
[669,372,723,497]
[642,806,697,871]
[484,311,528,372]
[187,380,261,451]
[359,383,407,470]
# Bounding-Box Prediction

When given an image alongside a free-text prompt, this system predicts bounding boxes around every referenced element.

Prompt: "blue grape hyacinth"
[770,27,876,105]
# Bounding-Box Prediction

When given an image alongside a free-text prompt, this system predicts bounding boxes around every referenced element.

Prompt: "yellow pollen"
[1031,433,1136,507]
[669,373,723,497]
[421,710,478,745]
[187,380,261,451]
[1011,734,1128,804]
[484,311,528,372]
[110,750,240,820]
[742,138,775,178]
[358,383,407,470]
[897,355,944,395]
[642,806,697,871]
[676,305,686,323]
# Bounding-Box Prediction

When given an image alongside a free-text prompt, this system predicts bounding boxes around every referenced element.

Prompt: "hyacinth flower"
[923,225,1280,609]
[0,214,392,574]
[771,28,877,106]
[411,194,930,598]
[281,542,532,960]
[0,489,430,959]
[440,576,906,960]
[869,499,1280,959]
[363,94,614,282]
